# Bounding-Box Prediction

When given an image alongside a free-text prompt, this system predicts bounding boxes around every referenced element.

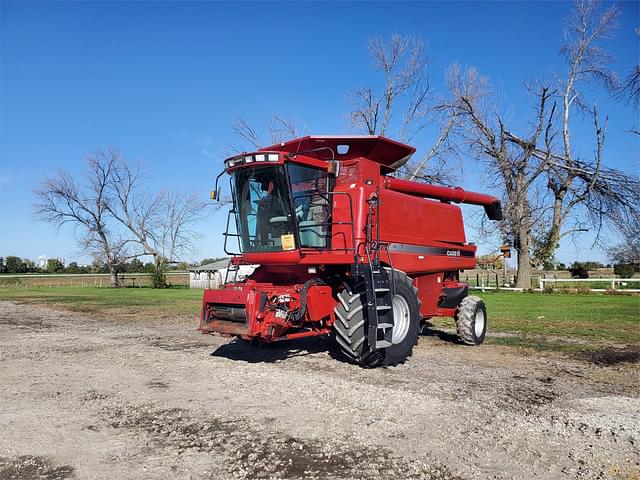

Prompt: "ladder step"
[377,323,393,329]
[374,287,390,293]
[375,340,392,348]
[376,305,392,311]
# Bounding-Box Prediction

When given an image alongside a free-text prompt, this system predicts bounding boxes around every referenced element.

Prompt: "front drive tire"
[333,269,421,367]
[455,296,487,345]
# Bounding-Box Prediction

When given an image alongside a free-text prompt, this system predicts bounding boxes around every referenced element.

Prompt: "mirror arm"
[211,170,225,201]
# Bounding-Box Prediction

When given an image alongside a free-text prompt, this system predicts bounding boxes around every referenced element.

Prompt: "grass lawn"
[0,286,202,318]
[1,287,638,347]
[432,291,640,349]
[479,292,640,343]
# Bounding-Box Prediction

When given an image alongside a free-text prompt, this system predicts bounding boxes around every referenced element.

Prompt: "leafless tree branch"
[348,34,459,184]
[34,149,135,286]
[443,1,635,287]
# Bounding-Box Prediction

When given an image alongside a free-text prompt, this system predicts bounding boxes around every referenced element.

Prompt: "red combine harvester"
[200,136,502,367]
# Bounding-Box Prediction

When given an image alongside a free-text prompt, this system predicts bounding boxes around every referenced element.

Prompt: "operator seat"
[298,194,328,248]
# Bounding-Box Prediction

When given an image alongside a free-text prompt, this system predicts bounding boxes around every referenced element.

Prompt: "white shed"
[188,260,258,289]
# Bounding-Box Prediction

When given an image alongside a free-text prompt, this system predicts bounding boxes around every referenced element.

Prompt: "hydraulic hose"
[290,278,326,324]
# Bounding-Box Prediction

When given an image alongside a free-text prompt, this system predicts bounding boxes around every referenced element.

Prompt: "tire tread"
[333,269,421,367]
[455,295,485,345]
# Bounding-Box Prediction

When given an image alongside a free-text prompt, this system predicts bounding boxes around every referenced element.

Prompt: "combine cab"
[200,136,502,367]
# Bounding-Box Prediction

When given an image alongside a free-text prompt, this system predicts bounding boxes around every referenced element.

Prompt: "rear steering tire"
[455,296,487,345]
[333,269,421,367]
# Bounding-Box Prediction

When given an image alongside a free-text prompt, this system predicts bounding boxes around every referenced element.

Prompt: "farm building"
[188,259,257,289]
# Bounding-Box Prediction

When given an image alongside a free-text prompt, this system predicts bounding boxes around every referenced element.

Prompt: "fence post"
[538,277,544,291]
[611,278,616,291]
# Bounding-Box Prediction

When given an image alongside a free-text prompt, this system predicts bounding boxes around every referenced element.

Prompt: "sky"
[1,0,638,266]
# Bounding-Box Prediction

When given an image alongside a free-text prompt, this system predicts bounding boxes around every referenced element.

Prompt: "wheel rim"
[391,295,411,344]
[474,309,485,338]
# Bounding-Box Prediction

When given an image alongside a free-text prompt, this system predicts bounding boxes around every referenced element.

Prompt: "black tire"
[455,296,487,345]
[333,269,421,367]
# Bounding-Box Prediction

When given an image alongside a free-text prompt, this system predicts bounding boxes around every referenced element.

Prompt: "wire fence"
[464,272,640,293]
[537,277,640,293]
[0,273,190,288]
[1,272,638,294]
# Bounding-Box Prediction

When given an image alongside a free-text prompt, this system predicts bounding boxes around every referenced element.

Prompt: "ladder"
[223,262,241,285]
[363,264,394,349]
[354,190,395,351]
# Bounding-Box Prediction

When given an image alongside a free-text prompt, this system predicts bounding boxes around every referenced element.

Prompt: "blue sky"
[1,1,638,265]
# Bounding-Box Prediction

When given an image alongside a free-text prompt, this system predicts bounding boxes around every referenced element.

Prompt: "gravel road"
[0,301,638,479]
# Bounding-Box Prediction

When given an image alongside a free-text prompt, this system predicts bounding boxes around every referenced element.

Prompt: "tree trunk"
[109,268,119,288]
[151,256,167,289]
[515,229,532,290]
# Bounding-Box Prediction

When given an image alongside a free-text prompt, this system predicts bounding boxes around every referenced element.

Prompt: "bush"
[151,270,167,289]
[614,263,635,279]
[569,265,589,278]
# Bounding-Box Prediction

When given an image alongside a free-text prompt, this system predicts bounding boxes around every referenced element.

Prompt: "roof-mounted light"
[224,152,280,169]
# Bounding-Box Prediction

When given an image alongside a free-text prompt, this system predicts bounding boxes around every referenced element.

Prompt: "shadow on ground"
[212,323,463,364]
[579,346,640,366]
[420,323,463,345]
[211,336,345,364]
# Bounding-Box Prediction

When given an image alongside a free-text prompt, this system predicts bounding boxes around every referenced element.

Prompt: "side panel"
[415,273,444,318]
[379,188,467,245]
[380,245,476,275]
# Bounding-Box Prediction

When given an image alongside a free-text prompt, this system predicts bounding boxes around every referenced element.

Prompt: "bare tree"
[350,35,430,139]
[608,236,640,267]
[348,34,458,182]
[618,65,640,112]
[615,28,640,113]
[35,148,209,287]
[267,115,299,145]
[231,115,301,150]
[231,117,263,150]
[446,0,640,288]
[106,160,208,283]
[34,149,138,287]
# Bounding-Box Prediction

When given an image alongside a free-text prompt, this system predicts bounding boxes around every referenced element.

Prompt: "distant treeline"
[0,256,227,275]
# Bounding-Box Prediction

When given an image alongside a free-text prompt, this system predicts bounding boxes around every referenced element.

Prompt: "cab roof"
[260,135,416,169]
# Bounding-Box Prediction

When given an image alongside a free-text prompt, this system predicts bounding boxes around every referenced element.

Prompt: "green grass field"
[432,291,639,351]
[479,292,639,342]
[0,286,202,317]
[1,287,638,348]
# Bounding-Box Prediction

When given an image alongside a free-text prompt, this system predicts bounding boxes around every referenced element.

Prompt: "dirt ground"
[0,301,638,480]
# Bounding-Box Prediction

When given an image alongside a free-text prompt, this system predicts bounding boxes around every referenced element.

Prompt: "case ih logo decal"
[388,243,474,257]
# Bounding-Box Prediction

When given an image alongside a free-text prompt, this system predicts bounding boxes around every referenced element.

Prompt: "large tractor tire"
[455,295,487,345]
[333,269,421,367]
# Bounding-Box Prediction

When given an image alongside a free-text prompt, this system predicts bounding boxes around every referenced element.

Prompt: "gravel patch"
[0,300,638,479]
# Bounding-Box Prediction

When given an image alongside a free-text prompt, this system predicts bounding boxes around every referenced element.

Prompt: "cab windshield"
[231,164,330,252]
